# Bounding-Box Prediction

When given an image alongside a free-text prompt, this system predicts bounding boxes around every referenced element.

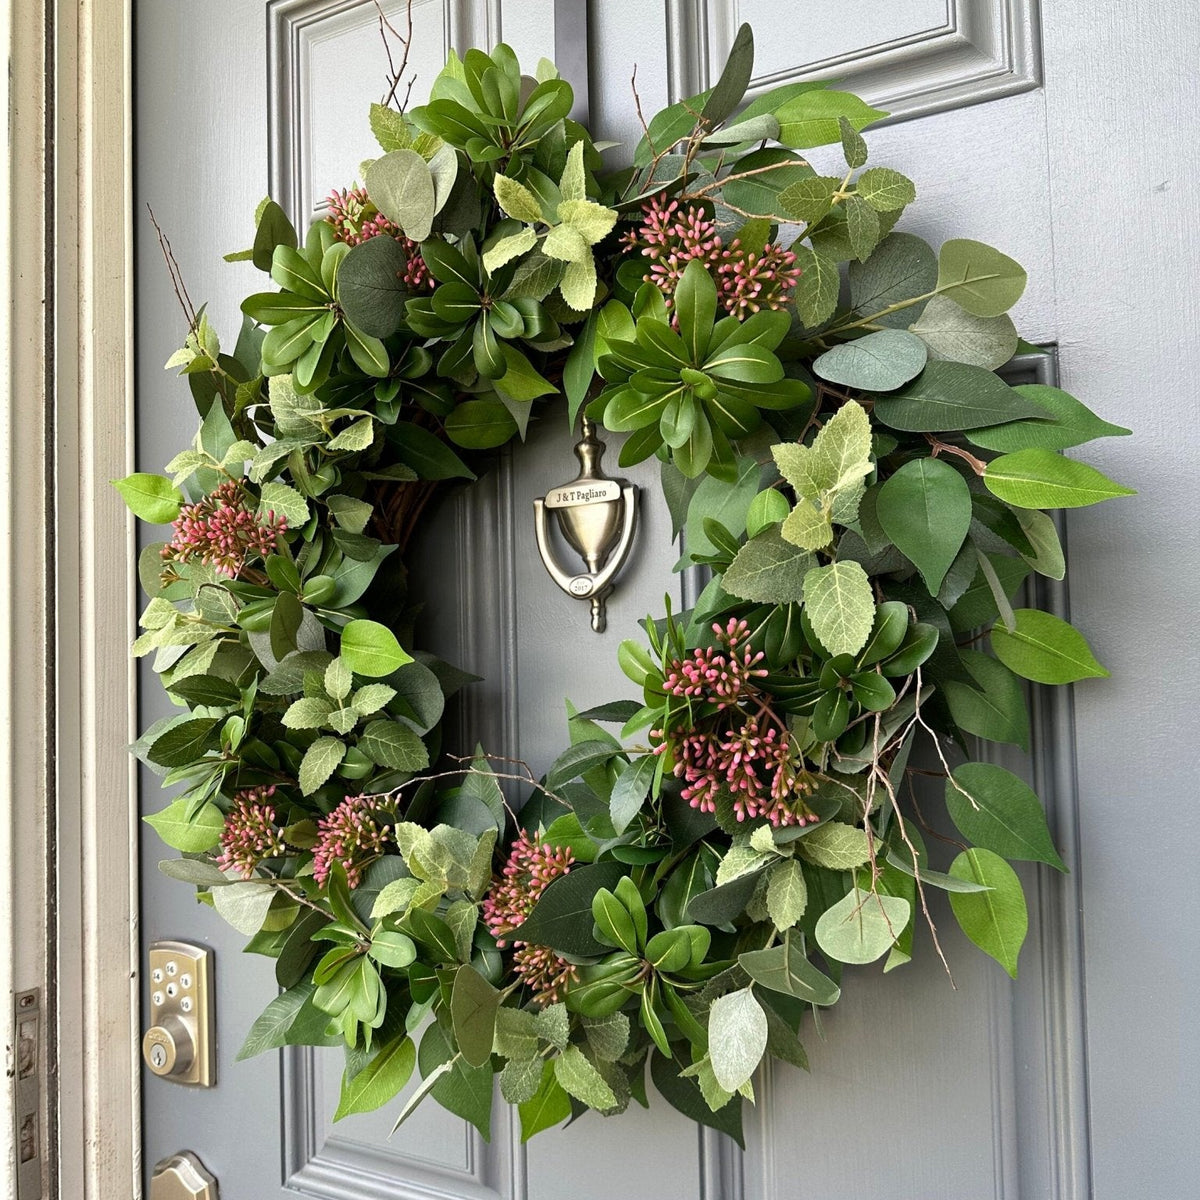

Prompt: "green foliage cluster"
[121,26,1131,1143]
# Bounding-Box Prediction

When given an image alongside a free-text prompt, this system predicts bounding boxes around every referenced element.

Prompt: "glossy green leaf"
[967,384,1132,452]
[983,448,1135,509]
[113,473,183,524]
[877,457,972,592]
[144,798,223,852]
[990,608,1109,683]
[335,1035,416,1119]
[946,761,1065,870]
[341,619,413,677]
[776,89,886,148]
[948,849,1028,978]
[874,362,1048,431]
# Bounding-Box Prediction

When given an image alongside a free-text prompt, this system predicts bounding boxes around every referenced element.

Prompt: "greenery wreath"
[122,25,1133,1145]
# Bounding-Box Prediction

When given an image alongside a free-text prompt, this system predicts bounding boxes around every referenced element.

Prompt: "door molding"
[49,0,141,1197]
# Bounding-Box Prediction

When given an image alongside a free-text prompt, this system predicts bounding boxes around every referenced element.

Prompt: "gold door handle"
[150,1151,218,1200]
[142,940,214,1086]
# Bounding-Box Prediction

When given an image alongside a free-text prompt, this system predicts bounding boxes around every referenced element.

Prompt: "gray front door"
[134,2,1187,1197]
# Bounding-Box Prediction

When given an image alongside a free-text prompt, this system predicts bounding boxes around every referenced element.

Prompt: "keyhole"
[150,1043,167,1070]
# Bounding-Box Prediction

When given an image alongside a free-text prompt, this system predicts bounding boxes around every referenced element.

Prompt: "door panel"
[136,2,1091,1197]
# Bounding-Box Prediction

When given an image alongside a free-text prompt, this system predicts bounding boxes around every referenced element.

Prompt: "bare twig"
[375,0,415,110]
[146,204,199,332]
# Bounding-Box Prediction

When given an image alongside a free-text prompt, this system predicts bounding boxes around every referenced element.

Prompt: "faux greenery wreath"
[122,25,1133,1145]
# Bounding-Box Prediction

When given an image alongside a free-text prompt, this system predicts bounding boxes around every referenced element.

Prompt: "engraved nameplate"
[544,479,622,508]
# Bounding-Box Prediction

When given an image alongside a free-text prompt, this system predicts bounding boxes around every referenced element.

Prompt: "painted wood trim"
[666,0,1042,123]
[1,0,54,1196]
[51,0,141,1196]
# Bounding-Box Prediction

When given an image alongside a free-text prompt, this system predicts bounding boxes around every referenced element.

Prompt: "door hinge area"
[13,988,43,1200]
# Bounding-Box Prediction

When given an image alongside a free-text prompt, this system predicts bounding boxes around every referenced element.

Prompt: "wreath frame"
[122,24,1133,1145]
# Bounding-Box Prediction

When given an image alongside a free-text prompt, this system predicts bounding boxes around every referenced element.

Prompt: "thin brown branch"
[925,435,988,476]
[376,0,416,111]
[146,204,199,332]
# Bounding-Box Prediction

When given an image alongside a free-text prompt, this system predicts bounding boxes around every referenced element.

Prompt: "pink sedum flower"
[482,831,578,1003]
[312,794,395,889]
[626,195,802,320]
[161,480,286,580]
[217,786,286,879]
[654,620,817,827]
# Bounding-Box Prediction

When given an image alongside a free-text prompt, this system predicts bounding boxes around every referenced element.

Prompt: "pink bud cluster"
[217,786,287,879]
[655,619,816,827]
[325,185,432,290]
[663,618,768,710]
[482,831,578,1003]
[312,795,395,889]
[626,195,802,320]
[161,480,287,580]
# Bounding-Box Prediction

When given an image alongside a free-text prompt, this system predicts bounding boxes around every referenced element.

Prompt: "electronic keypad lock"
[142,940,215,1087]
[533,418,638,633]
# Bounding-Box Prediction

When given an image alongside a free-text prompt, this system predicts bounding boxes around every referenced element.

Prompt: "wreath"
[122,24,1132,1145]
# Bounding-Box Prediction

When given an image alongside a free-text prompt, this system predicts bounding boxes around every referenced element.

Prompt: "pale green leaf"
[803,560,875,656]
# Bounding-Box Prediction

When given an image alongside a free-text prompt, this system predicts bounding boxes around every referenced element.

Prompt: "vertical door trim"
[51,0,141,1197]
[2,1,54,1197]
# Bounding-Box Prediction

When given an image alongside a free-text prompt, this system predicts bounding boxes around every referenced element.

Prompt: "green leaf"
[675,260,717,364]
[494,345,556,402]
[144,798,223,852]
[451,964,501,1068]
[482,227,538,273]
[873,361,1049,431]
[966,384,1132,452]
[610,754,656,835]
[701,21,755,124]
[983,448,1135,509]
[494,174,545,223]
[270,591,303,661]
[558,199,618,246]
[236,984,314,1060]
[554,1045,618,1111]
[794,821,871,870]
[359,720,429,771]
[791,245,840,327]
[258,480,309,527]
[340,619,412,677]
[990,608,1109,684]
[814,885,911,965]
[778,176,840,224]
[946,762,1065,870]
[299,736,346,795]
[112,473,183,524]
[848,232,936,327]
[764,859,808,931]
[444,399,518,449]
[708,987,767,1092]
[876,457,972,593]
[909,295,1017,370]
[839,115,868,168]
[738,934,840,1005]
[519,1061,572,1140]
[144,718,221,768]
[936,238,1027,317]
[282,696,334,730]
[337,236,411,338]
[365,149,436,241]
[845,195,881,261]
[513,861,627,956]
[812,329,926,391]
[212,881,276,936]
[943,649,1030,750]
[803,560,875,657]
[334,1035,416,1119]
[948,849,1028,978]
[856,167,916,211]
[368,101,413,152]
[776,89,887,149]
[328,415,376,452]
[251,200,298,273]
[722,527,815,604]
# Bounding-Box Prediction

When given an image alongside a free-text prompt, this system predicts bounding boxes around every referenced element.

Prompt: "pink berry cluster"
[663,617,768,709]
[656,620,816,827]
[160,480,287,580]
[217,786,287,879]
[626,194,802,320]
[482,832,578,1003]
[312,794,396,889]
[325,185,432,290]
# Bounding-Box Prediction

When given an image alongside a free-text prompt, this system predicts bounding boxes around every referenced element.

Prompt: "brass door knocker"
[533,419,638,633]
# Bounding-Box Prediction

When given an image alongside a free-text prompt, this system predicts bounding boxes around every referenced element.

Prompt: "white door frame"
[2,0,141,1195]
